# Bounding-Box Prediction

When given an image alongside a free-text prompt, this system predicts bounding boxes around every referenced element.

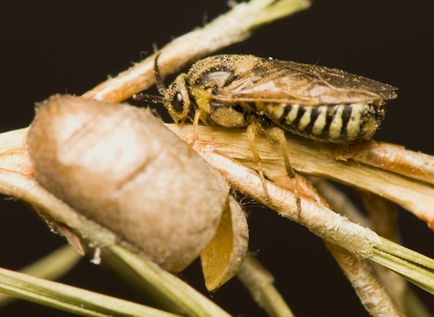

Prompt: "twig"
[237,254,295,317]
[274,174,404,316]
[83,0,310,102]
[170,125,434,230]
[167,125,434,293]
[361,192,406,307]
[316,180,431,316]
[173,128,380,255]
[310,178,370,227]
[348,142,434,184]
[327,245,404,317]
[0,266,180,317]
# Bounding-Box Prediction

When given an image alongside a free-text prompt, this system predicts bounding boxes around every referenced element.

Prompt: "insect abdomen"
[257,103,385,143]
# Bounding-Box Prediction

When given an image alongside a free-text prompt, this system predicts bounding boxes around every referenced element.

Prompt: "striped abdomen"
[256,103,385,143]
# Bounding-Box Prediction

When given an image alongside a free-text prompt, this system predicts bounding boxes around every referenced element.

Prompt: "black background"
[0,1,433,316]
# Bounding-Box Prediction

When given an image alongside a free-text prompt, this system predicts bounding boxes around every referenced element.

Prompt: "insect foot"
[265,127,302,218]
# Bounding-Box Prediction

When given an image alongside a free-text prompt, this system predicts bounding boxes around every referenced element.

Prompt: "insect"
[135,54,397,206]
[151,54,397,143]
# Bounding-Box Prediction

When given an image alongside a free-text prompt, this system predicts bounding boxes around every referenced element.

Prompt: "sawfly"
[135,54,397,203]
[137,54,397,143]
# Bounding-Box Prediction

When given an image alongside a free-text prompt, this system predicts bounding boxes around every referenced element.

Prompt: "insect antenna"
[153,52,167,96]
[133,93,164,104]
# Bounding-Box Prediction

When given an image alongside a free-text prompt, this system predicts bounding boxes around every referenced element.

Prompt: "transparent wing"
[207,56,397,106]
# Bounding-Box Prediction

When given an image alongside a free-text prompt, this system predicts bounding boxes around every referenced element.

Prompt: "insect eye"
[172,92,184,113]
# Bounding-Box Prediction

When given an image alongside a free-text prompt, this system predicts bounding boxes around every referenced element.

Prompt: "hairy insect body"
[254,102,385,142]
[163,55,396,143]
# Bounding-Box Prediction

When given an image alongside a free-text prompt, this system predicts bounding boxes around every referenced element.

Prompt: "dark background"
[0,0,433,316]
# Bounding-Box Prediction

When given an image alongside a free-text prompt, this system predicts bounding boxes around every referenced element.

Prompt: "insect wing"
[211,57,397,106]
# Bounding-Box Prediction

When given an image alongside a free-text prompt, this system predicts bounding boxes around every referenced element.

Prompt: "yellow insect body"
[162,55,397,143]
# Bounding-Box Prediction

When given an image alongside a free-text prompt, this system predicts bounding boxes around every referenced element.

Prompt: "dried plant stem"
[348,142,434,185]
[104,246,232,317]
[170,126,434,230]
[167,125,434,292]
[83,0,310,103]
[361,192,406,307]
[313,181,405,316]
[0,266,180,317]
[310,178,371,227]
[371,239,434,295]
[274,175,404,316]
[181,133,381,257]
[316,181,431,316]
[237,254,295,317]
[327,245,404,317]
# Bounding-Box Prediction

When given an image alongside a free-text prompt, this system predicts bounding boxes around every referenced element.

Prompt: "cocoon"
[27,95,230,272]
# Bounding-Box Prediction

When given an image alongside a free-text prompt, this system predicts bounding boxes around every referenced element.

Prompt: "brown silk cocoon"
[27,95,230,272]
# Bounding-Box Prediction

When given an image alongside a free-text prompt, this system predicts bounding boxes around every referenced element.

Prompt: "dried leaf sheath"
[169,125,434,229]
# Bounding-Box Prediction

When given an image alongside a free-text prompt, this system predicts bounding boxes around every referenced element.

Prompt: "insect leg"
[246,121,270,202]
[267,127,302,218]
[192,108,202,143]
